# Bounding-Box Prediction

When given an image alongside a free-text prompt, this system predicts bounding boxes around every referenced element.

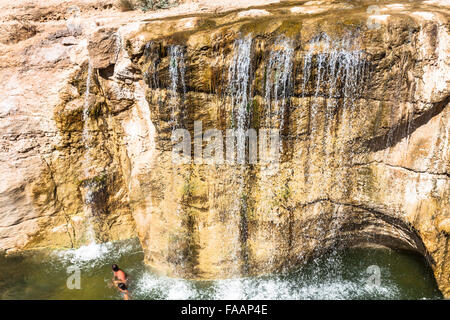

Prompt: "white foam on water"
[213,278,246,299]
[134,272,198,300]
[132,269,399,300]
[52,240,139,268]
[41,240,425,300]
[53,243,110,268]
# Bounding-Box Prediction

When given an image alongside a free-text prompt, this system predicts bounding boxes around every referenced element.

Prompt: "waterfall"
[301,33,368,133]
[168,45,186,132]
[264,36,294,133]
[299,34,370,258]
[143,41,161,89]
[81,61,96,245]
[325,204,345,265]
[82,62,93,151]
[227,35,253,274]
[261,37,294,268]
[300,33,369,189]
[228,35,253,160]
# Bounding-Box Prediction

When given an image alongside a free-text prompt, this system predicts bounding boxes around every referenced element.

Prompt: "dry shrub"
[116,0,135,12]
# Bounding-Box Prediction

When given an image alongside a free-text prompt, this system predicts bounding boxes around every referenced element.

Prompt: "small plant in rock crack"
[116,0,135,12]
[137,0,179,11]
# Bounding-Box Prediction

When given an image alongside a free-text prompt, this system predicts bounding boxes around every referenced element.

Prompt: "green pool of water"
[0,239,442,300]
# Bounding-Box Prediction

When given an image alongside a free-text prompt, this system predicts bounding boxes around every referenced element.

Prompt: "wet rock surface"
[0,0,449,297]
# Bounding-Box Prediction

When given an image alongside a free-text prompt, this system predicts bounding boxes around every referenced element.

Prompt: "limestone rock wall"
[0,0,449,297]
[120,2,450,295]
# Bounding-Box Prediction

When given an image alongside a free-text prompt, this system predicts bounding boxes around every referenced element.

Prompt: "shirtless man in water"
[112,264,128,286]
[117,283,130,300]
[112,264,130,300]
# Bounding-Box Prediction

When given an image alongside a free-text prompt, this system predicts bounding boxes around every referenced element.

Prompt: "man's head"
[112,264,119,272]
[118,283,127,290]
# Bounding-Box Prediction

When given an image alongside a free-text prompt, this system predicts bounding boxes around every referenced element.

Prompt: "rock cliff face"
[0,1,449,296]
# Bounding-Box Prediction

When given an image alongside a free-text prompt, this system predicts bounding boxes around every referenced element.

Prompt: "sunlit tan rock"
[0,0,448,298]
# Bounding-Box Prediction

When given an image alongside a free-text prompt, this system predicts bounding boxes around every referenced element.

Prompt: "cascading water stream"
[262,37,294,266]
[81,61,96,245]
[302,34,367,133]
[299,33,370,264]
[300,33,369,187]
[82,62,93,150]
[227,35,253,275]
[167,45,191,272]
[229,35,252,159]
[168,45,187,133]
[264,37,294,135]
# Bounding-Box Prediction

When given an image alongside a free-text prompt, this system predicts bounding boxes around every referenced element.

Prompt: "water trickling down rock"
[0,1,449,298]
